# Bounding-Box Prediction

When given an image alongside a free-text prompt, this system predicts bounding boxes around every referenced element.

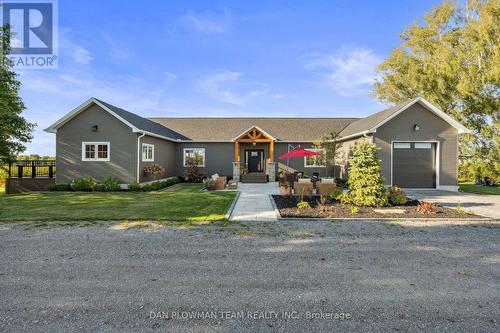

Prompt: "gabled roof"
[44,98,189,141]
[338,97,470,140]
[232,126,277,141]
[148,117,356,142]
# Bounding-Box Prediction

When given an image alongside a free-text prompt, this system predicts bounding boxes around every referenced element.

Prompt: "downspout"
[137,133,146,183]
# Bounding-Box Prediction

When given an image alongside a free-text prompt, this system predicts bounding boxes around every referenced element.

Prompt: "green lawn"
[0,184,237,222]
[459,182,500,195]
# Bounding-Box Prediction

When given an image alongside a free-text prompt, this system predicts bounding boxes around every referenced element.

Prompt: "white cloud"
[101,32,132,60]
[304,47,382,96]
[164,71,178,82]
[196,70,269,106]
[271,93,286,99]
[179,9,230,34]
[59,31,93,65]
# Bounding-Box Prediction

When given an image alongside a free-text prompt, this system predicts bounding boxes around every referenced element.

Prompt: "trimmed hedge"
[47,183,73,191]
[46,177,180,192]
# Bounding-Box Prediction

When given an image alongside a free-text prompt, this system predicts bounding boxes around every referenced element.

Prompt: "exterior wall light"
[252,142,257,146]
[91,125,98,132]
[413,124,420,131]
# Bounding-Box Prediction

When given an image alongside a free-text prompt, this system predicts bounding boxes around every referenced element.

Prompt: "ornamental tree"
[342,142,388,207]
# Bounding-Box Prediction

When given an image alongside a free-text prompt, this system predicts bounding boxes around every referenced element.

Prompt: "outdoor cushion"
[298,178,310,183]
[321,178,334,184]
[211,173,219,181]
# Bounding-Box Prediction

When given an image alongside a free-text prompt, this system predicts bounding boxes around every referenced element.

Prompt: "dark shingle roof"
[148,118,357,141]
[339,99,416,138]
[95,99,189,140]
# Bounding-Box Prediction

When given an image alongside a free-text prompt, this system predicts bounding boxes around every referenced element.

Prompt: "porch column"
[267,162,276,182]
[234,141,240,162]
[269,140,274,162]
[232,162,240,182]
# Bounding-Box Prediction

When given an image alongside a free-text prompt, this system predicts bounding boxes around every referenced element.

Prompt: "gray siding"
[56,104,137,184]
[139,135,176,182]
[373,103,458,187]
[175,142,234,177]
[336,136,372,179]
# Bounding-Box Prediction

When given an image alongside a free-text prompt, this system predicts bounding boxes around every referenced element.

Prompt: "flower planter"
[279,186,290,196]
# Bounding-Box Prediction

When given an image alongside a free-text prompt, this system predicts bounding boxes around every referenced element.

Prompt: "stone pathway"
[406,189,500,219]
[229,183,280,221]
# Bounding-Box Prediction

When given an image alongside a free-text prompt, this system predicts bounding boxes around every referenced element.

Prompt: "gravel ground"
[0,219,499,333]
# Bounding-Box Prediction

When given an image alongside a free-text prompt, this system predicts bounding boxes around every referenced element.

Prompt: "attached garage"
[392,142,437,188]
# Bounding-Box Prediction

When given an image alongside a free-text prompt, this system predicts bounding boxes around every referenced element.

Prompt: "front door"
[246,150,264,172]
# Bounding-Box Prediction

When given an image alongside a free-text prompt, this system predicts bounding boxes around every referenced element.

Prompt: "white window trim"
[142,143,155,162]
[390,140,440,190]
[183,148,205,167]
[81,142,110,161]
[304,148,326,168]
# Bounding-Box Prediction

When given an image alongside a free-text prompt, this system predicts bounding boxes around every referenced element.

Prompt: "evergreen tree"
[342,142,388,207]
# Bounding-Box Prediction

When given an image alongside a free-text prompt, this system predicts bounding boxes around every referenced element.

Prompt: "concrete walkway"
[406,190,500,219]
[229,183,280,221]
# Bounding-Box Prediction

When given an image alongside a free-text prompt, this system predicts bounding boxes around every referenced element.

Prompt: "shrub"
[102,176,121,192]
[46,183,72,191]
[141,178,180,192]
[350,205,360,215]
[94,183,106,191]
[297,200,310,209]
[416,201,437,215]
[143,164,165,176]
[71,177,97,191]
[334,177,348,187]
[185,165,204,183]
[128,182,142,191]
[342,142,389,207]
[459,160,500,183]
[328,189,343,201]
[388,186,407,206]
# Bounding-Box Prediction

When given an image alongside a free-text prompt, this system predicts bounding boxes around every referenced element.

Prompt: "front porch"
[232,126,277,183]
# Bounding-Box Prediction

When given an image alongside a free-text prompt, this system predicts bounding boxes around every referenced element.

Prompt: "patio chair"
[316,178,338,196]
[210,174,227,190]
[294,179,313,196]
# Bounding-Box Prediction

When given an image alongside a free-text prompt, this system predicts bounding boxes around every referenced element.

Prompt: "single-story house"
[45,96,469,191]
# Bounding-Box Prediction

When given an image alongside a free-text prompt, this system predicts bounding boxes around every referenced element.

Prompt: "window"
[393,142,411,149]
[415,143,432,149]
[183,148,205,167]
[82,142,110,161]
[142,143,154,161]
[304,149,326,167]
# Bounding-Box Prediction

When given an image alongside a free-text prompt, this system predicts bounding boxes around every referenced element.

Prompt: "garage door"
[393,142,436,188]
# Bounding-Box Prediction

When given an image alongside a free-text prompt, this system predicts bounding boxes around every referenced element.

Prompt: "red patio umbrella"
[278,147,321,160]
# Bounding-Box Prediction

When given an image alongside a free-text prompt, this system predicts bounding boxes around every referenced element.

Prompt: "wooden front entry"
[245,149,265,172]
[233,126,275,163]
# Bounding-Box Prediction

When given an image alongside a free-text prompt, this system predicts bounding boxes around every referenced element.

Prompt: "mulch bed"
[272,195,482,219]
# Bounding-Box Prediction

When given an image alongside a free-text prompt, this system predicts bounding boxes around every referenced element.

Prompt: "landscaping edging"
[270,195,494,222]
[226,191,241,220]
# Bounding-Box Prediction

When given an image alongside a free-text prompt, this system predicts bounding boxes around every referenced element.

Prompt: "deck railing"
[1,160,56,178]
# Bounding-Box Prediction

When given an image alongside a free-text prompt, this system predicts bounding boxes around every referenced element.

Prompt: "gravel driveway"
[1,219,499,332]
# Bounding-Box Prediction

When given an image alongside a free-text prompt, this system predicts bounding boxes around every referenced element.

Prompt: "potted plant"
[280,181,290,195]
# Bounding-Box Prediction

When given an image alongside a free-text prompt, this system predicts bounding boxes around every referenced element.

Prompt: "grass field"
[459,182,500,195]
[0,184,236,222]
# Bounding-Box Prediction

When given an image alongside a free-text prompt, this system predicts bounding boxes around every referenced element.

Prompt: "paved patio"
[229,183,280,221]
[406,190,500,219]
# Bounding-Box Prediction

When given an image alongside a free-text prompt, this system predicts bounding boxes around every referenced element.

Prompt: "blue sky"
[18,0,443,155]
